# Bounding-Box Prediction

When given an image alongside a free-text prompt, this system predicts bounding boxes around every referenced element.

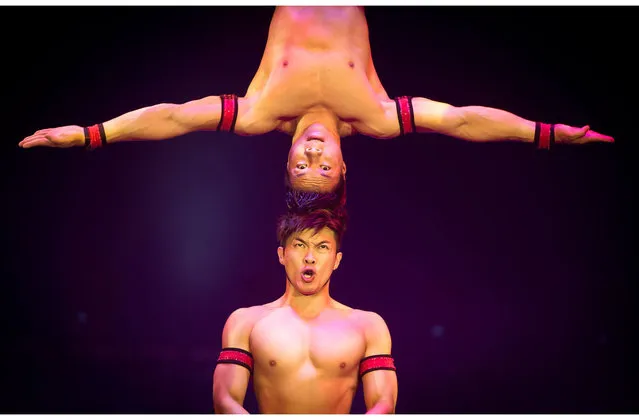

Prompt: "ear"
[341,161,347,178]
[333,251,343,271]
[277,246,285,266]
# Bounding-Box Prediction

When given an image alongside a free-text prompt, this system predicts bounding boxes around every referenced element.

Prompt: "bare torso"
[247,299,368,414]
[243,6,394,138]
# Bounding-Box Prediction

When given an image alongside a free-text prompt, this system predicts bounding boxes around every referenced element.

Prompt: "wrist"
[82,123,108,150]
[533,122,555,150]
[70,125,86,147]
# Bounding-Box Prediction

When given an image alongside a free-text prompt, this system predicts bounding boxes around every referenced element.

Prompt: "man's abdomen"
[255,375,358,414]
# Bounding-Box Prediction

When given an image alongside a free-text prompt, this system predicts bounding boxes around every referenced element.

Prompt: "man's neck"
[280,280,332,319]
[292,109,341,144]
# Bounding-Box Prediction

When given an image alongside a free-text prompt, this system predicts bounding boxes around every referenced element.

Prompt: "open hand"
[19,125,85,149]
[555,124,614,145]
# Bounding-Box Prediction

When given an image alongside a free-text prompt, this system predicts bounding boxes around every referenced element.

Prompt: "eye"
[296,164,307,170]
[295,243,305,248]
[319,244,329,250]
[320,165,331,171]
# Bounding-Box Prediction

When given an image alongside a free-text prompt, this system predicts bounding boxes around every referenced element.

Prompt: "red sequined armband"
[394,96,415,135]
[217,348,253,373]
[217,94,239,132]
[359,354,396,378]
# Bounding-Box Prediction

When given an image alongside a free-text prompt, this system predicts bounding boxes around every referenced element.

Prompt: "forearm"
[102,103,198,143]
[412,96,537,143]
[366,399,395,414]
[214,396,250,414]
[450,106,536,143]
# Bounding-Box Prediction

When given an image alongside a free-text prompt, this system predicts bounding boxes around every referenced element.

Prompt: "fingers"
[19,134,54,148]
[19,133,69,148]
[19,129,50,147]
[561,124,614,144]
[586,130,614,143]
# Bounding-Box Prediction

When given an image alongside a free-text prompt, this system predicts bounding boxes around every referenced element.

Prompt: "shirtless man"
[18,6,614,201]
[213,208,397,414]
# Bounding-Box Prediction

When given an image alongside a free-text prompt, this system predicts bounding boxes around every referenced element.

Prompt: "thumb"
[570,125,590,139]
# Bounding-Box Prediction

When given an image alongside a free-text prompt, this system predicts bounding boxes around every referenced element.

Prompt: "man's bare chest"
[250,49,387,127]
[249,311,367,377]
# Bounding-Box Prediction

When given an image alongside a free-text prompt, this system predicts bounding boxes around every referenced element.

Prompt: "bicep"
[213,363,251,406]
[213,308,254,406]
[411,97,465,134]
[174,95,279,136]
[171,95,225,131]
[363,97,462,139]
[361,312,398,411]
[362,369,398,411]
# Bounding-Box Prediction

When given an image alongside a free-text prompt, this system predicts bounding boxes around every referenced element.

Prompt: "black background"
[2,5,635,414]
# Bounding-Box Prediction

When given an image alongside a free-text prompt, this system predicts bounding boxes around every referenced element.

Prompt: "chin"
[296,282,320,296]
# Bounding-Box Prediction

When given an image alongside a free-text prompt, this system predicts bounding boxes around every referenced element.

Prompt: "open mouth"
[301,269,316,283]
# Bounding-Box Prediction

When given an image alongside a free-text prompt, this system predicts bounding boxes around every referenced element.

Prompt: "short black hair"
[284,171,347,213]
[277,207,348,251]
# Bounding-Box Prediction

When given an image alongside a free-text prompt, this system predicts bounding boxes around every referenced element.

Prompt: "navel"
[269,360,277,367]
[282,60,289,67]
[339,362,346,369]
[348,61,354,69]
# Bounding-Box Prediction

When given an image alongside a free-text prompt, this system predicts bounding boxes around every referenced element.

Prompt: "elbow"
[213,388,245,414]
[213,395,234,414]
[443,107,469,137]
[381,399,396,414]
[367,398,396,414]
[212,385,229,414]
[155,103,179,120]
[425,105,468,139]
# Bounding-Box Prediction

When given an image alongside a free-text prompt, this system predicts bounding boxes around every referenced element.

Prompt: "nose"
[305,146,322,156]
[304,252,316,265]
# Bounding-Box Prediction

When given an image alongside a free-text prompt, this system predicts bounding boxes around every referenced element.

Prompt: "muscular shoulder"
[222,305,271,345]
[352,310,389,333]
[351,310,392,353]
[226,304,273,326]
[352,99,401,139]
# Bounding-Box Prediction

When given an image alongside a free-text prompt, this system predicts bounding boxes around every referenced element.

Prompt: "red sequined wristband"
[534,122,553,150]
[84,123,106,150]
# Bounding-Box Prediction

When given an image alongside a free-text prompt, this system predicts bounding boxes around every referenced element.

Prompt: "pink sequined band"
[217,348,253,373]
[83,123,107,150]
[394,96,416,135]
[359,354,396,378]
[217,94,239,133]
[534,122,555,150]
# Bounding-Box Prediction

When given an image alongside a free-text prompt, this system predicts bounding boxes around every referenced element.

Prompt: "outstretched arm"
[19,94,276,149]
[361,312,398,415]
[378,96,614,145]
[212,308,255,414]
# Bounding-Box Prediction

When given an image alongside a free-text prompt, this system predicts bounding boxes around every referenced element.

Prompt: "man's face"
[277,227,343,296]
[287,123,346,193]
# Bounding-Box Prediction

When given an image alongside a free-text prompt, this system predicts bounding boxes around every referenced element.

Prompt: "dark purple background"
[3,5,635,415]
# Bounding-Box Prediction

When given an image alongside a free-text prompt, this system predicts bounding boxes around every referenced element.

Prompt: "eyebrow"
[295,172,333,178]
[293,238,332,247]
[294,173,332,179]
